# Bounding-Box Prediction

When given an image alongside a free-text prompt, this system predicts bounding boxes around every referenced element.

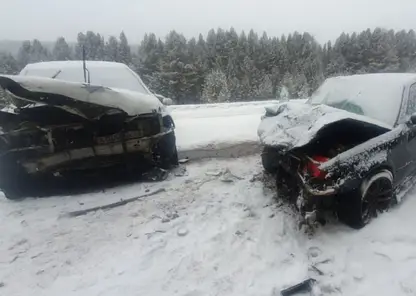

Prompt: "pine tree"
[118,31,132,65]
[17,41,32,69]
[201,69,230,103]
[30,39,49,63]
[53,37,72,61]
[257,74,273,99]
[75,31,105,60]
[0,52,18,74]
[104,36,119,61]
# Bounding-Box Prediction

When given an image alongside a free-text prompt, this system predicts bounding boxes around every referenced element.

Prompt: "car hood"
[0,75,164,120]
[258,101,392,151]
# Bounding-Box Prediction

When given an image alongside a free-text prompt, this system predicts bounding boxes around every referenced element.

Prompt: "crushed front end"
[0,104,177,199]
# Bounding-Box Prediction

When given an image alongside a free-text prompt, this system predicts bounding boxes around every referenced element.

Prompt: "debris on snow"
[178,158,190,164]
[142,168,169,181]
[220,168,244,182]
[145,230,166,239]
[173,165,188,177]
[205,167,244,183]
[280,278,317,296]
[205,170,223,177]
[64,188,166,217]
[162,211,180,223]
[161,217,171,223]
[310,265,325,276]
[307,246,322,259]
[177,228,189,237]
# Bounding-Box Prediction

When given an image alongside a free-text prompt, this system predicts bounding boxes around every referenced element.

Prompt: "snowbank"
[170,99,307,155]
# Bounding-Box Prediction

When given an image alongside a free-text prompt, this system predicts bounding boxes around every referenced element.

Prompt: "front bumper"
[16,130,174,174]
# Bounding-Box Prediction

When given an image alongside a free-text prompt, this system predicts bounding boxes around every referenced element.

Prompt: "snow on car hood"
[0,75,164,119]
[258,101,392,150]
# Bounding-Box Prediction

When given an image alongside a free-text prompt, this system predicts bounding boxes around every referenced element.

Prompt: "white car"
[0,61,178,199]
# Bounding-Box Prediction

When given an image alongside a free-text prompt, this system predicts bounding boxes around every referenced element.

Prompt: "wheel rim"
[361,177,393,224]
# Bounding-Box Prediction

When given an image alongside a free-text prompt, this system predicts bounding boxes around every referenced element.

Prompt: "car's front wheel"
[337,169,394,228]
[0,162,31,200]
[153,132,179,169]
[261,146,279,173]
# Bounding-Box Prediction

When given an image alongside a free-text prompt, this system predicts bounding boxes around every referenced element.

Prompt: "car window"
[308,76,404,127]
[406,83,416,116]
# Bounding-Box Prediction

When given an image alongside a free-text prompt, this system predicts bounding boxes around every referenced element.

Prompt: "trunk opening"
[291,119,390,183]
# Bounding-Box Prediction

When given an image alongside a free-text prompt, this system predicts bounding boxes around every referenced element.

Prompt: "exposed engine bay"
[0,104,174,174]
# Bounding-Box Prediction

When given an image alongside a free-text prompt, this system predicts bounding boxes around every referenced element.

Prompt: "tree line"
[0,28,416,104]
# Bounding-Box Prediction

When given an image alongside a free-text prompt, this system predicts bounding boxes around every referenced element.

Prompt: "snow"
[309,73,416,127]
[169,100,282,153]
[258,100,391,150]
[20,61,152,95]
[2,99,416,296]
[3,156,416,296]
[0,75,164,118]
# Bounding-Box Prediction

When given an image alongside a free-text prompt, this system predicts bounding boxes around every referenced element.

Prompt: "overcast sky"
[2,0,416,44]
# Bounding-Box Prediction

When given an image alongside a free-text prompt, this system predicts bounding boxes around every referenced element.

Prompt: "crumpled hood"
[258,101,392,150]
[0,75,164,119]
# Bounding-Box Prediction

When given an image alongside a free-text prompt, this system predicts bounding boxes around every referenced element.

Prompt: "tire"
[337,169,393,229]
[261,146,279,173]
[276,167,299,203]
[0,162,30,200]
[154,132,179,169]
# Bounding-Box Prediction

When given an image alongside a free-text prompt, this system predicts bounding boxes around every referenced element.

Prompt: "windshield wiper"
[51,70,62,79]
[82,46,91,84]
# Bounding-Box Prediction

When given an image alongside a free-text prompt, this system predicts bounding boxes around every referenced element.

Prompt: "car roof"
[23,61,129,70]
[329,73,416,88]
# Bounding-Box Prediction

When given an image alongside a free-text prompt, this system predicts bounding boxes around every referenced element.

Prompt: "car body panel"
[258,73,416,220]
[0,74,165,119]
[258,100,392,152]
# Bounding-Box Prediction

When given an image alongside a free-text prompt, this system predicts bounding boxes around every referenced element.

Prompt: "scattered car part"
[280,278,316,296]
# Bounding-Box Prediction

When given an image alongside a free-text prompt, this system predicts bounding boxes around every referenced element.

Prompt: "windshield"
[308,76,404,126]
[20,64,150,94]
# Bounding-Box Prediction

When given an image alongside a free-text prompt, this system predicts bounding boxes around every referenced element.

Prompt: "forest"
[0,27,415,104]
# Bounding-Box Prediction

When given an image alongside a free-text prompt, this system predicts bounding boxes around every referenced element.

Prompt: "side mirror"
[162,97,173,106]
[411,113,416,125]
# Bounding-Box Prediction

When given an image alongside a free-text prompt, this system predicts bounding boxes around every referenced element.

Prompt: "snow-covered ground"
[2,156,416,296]
[2,99,416,296]
[169,100,306,160]
[169,100,277,152]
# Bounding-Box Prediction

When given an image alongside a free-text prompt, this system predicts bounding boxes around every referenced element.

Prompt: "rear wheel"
[338,170,393,229]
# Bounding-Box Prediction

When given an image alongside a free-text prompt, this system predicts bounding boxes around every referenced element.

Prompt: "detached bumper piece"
[280,278,317,296]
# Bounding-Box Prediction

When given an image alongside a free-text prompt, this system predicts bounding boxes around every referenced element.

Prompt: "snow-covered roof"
[22,60,129,70]
[309,73,416,126]
[329,73,416,88]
